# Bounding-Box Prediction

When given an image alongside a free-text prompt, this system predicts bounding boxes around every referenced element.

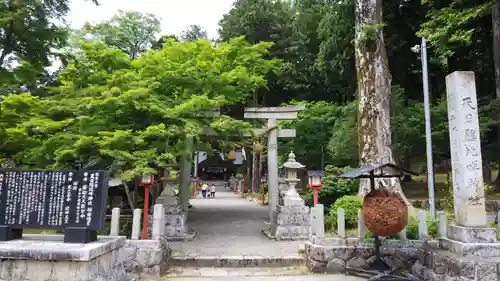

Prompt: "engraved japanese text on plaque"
[0,170,109,243]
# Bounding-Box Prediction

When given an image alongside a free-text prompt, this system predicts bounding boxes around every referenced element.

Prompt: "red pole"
[142,184,150,240]
[261,183,265,206]
[234,181,237,193]
[313,188,319,206]
[241,180,245,198]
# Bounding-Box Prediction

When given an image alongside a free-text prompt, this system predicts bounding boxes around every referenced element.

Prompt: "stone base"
[0,235,132,281]
[274,226,309,241]
[447,225,497,243]
[412,248,500,281]
[271,204,310,241]
[164,205,188,239]
[0,234,170,281]
[439,225,500,257]
[440,237,500,257]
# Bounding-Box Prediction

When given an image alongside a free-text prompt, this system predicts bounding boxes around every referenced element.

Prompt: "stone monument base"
[163,205,196,241]
[0,234,171,281]
[266,205,310,241]
[0,235,131,281]
[440,225,500,257]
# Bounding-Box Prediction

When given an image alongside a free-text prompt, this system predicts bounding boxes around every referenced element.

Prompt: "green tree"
[81,10,161,59]
[0,0,98,95]
[151,34,179,50]
[1,38,280,182]
[180,25,207,41]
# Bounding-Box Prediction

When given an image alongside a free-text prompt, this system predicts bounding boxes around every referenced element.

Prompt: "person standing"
[210,184,216,198]
[201,182,209,199]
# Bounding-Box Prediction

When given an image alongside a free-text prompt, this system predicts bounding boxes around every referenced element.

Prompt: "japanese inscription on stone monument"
[0,170,108,230]
[446,71,486,227]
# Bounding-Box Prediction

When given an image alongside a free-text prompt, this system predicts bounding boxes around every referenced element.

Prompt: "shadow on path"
[169,184,304,257]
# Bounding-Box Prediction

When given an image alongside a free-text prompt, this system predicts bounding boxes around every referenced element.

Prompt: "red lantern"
[138,174,154,239]
[307,170,324,205]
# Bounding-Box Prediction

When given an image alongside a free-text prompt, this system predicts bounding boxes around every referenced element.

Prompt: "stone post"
[152,204,165,240]
[271,151,310,240]
[267,118,279,226]
[311,204,325,238]
[131,208,142,240]
[441,71,500,257]
[109,208,120,236]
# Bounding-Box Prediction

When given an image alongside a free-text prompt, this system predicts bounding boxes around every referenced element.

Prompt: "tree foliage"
[80,10,161,59]
[0,38,280,181]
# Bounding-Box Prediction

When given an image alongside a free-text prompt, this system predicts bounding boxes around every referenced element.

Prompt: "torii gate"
[178,105,304,224]
[243,105,304,224]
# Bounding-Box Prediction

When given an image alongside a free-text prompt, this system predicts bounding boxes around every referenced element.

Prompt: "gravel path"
[169,184,304,257]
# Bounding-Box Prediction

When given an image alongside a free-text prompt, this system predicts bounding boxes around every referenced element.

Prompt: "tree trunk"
[354,0,410,205]
[492,1,500,188]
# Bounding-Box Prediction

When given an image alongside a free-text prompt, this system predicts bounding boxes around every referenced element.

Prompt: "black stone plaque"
[0,169,109,243]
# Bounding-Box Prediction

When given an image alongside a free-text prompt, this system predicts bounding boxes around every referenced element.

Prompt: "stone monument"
[266,151,310,240]
[441,71,500,256]
[0,169,109,243]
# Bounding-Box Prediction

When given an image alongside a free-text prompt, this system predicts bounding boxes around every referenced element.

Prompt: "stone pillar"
[267,118,279,226]
[446,71,487,227]
[441,71,500,257]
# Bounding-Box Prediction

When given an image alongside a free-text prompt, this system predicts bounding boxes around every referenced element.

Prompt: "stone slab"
[277,205,310,214]
[277,213,311,226]
[169,255,306,268]
[310,236,439,248]
[440,237,500,257]
[166,231,197,241]
[0,234,125,261]
[274,226,310,241]
[447,225,497,243]
[164,266,311,277]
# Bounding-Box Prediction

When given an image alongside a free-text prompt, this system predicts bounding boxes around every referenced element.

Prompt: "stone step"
[169,255,306,268]
[160,267,364,281]
[164,266,310,277]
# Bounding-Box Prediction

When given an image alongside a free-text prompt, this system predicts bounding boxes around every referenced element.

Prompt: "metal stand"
[345,236,421,281]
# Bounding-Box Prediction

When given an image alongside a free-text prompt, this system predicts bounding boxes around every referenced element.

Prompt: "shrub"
[325,195,362,231]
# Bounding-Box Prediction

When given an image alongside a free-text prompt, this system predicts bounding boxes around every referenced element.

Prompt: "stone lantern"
[282,151,305,205]
[270,151,310,241]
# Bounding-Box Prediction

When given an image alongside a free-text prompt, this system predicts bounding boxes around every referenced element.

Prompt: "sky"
[66,0,237,39]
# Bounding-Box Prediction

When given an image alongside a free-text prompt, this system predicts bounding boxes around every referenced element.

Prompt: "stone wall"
[306,237,500,281]
[412,248,500,281]
[305,237,428,273]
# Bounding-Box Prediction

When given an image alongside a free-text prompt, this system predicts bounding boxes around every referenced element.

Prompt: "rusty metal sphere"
[362,189,408,237]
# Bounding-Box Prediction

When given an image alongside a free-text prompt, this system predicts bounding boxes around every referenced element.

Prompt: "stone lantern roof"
[282,151,305,170]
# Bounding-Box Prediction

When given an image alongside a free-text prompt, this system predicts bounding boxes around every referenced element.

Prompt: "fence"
[312,206,451,241]
[108,204,166,240]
